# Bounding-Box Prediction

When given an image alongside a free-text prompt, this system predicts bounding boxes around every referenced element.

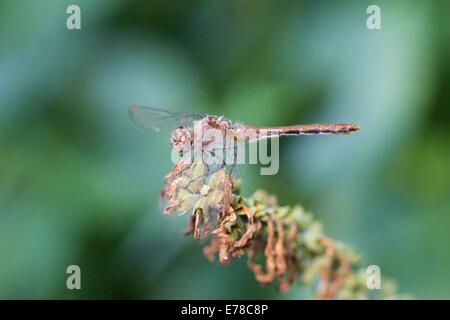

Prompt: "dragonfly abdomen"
[255,123,360,136]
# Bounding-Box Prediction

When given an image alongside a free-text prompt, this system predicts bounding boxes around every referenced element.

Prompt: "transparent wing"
[198,138,248,180]
[128,106,207,133]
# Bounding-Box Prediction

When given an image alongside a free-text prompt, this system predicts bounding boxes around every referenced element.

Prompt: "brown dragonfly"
[130,106,359,151]
[130,106,360,218]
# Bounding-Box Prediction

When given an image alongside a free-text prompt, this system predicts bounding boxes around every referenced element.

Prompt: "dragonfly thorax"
[170,127,192,153]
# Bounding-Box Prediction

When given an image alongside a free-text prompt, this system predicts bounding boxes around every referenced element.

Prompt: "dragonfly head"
[170,127,192,153]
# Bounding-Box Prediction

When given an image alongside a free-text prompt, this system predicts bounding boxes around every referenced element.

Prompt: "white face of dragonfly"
[170,127,192,154]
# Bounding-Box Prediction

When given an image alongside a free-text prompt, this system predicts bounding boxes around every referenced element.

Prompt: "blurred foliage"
[0,0,449,299]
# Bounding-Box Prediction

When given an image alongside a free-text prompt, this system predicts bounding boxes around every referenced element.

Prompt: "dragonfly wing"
[129,106,207,133]
[199,140,247,181]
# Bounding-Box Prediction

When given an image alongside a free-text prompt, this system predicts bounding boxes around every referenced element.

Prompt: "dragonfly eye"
[170,127,192,153]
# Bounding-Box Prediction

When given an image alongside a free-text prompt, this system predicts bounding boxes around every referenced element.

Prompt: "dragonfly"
[129,106,360,221]
[129,106,360,153]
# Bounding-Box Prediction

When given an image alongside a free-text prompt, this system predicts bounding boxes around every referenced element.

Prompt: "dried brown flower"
[163,163,403,299]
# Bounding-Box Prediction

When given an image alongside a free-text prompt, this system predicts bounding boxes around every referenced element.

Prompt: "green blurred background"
[0,0,449,299]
